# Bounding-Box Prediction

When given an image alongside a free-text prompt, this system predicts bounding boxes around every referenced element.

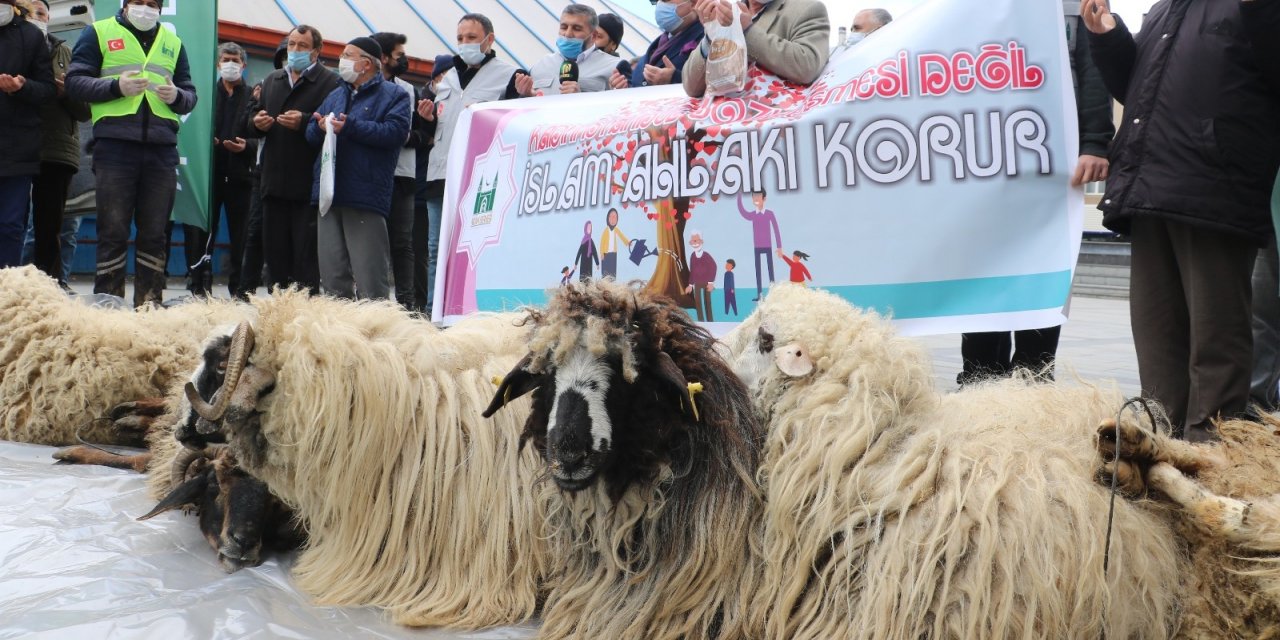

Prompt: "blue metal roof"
[222,0,660,71]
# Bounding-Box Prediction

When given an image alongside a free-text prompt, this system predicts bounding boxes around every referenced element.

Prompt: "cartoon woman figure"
[776,248,812,285]
[575,221,600,282]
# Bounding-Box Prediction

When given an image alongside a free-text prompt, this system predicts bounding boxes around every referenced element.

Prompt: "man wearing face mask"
[524,4,616,95]
[610,0,705,89]
[683,0,831,98]
[183,41,256,298]
[305,37,410,301]
[372,31,430,310]
[247,25,339,294]
[417,14,526,317]
[66,0,196,306]
[0,0,55,270]
[27,0,87,286]
[594,13,624,57]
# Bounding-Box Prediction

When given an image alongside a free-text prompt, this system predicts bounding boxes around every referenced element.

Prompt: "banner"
[93,0,216,231]
[437,0,1081,336]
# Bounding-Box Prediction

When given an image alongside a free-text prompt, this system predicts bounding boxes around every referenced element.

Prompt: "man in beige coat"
[683,0,830,97]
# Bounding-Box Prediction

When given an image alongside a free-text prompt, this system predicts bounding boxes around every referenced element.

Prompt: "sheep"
[484,280,766,640]
[185,290,550,630]
[0,266,250,447]
[715,283,1185,638]
[1097,412,1280,636]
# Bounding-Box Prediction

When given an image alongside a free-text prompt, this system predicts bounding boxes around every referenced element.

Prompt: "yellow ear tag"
[687,382,705,422]
[491,376,504,386]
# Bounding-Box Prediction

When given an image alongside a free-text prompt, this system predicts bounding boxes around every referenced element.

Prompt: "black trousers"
[31,162,76,282]
[262,196,319,294]
[236,172,266,299]
[1130,217,1256,438]
[412,188,430,312]
[389,176,416,309]
[959,327,1062,385]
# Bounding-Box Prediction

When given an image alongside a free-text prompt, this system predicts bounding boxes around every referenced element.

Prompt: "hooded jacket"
[40,33,91,169]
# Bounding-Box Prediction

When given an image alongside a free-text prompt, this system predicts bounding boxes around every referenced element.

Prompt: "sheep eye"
[758,328,775,354]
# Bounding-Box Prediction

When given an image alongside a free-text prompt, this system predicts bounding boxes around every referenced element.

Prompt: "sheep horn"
[168,447,206,491]
[190,322,256,423]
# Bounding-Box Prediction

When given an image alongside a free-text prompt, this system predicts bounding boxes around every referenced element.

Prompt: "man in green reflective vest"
[67,0,197,307]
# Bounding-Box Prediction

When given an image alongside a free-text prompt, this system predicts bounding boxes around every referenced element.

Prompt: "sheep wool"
[725,284,1184,639]
[0,266,250,446]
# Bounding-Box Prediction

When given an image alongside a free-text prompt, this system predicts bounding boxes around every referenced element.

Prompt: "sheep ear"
[137,473,209,521]
[775,342,814,377]
[483,354,543,418]
[652,351,690,393]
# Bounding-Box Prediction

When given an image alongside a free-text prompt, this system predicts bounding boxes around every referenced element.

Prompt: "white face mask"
[126,4,160,32]
[458,42,486,66]
[846,32,866,46]
[219,61,243,82]
[33,19,48,35]
[338,58,361,84]
[0,6,14,26]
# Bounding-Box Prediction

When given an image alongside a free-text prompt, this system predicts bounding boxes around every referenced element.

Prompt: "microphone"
[616,59,633,79]
[559,60,579,85]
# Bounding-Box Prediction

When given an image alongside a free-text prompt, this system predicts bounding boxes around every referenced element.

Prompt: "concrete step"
[1075,239,1130,298]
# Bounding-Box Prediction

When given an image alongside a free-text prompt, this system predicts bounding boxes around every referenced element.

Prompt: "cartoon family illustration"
[558,193,812,319]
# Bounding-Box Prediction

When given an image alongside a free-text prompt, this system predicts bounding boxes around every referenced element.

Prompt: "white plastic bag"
[704,2,748,96]
[318,113,337,217]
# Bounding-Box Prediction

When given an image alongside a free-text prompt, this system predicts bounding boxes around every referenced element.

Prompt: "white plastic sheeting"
[0,441,539,640]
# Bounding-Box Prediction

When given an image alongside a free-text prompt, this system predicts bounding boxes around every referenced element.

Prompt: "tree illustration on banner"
[575,67,812,312]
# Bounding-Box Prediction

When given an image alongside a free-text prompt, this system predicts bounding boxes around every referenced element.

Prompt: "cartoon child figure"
[575,221,599,282]
[560,266,576,287]
[599,208,630,280]
[776,248,812,285]
[723,259,737,315]
[738,190,782,301]
[684,230,716,322]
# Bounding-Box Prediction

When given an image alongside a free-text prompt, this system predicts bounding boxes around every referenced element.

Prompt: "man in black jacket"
[1083,0,1280,441]
[0,0,55,269]
[957,3,1116,386]
[247,24,339,294]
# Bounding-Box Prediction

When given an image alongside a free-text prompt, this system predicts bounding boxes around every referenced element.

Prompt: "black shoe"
[1182,424,1219,443]
[57,280,74,295]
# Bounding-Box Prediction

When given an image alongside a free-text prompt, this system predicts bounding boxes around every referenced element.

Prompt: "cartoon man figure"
[723,259,738,315]
[685,230,716,322]
[599,207,630,280]
[560,266,575,286]
[738,190,782,301]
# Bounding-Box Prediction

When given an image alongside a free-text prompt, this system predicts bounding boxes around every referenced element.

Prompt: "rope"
[1099,396,1163,640]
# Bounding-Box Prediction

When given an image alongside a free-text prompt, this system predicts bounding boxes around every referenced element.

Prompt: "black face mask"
[391,56,409,77]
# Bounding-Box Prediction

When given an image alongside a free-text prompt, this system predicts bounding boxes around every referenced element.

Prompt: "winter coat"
[1065,15,1114,158]
[213,81,257,184]
[246,62,340,202]
[40,34,91,169]
[1088,0,1280,244]
[627,22,704,88]
[305,74,412,218]
[65,12,197,147]
[0,14,55,177]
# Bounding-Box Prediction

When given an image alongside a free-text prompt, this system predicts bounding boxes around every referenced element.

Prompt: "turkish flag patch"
[107,39,126,52]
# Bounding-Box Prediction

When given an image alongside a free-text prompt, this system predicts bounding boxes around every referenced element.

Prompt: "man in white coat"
[523,4,616,95]
[416,13,528,317]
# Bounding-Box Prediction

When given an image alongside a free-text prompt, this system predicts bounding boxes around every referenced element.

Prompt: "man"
[234,37,288,300]
[1082,0,1280,440]
[737,190,781,301]
[595,13,624,57]
[247,24,339,294]
[610,0,705,89]
[418,13,526,317]
[685,230,716,322]
[305,37,410,300]
[411,55,449,313]
[957,0,1115,386]
[526,4,616,95]
[186,41,256,298]
[67,0,197,307]
[0,0,54,269]
[372,31,428,310]
[29,0,87,285]
[683,0,830,98]
[849,8,891,42]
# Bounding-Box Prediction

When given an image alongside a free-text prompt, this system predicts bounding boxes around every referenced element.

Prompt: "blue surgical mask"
[556,36,585,60]
[458,43,486,67]
[287,51,312,72]
[655,2,684,33]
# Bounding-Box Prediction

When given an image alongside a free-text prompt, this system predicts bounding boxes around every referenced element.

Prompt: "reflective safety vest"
[90,18,182,124]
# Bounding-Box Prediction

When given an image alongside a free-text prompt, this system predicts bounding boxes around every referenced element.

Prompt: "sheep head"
[485,281,749,501]
[179,321,276,470]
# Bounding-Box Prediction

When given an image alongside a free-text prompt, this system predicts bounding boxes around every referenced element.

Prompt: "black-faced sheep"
[716,284,1183,639]
[0,266,250,446]
[1098,413,1280,636]
[485,280,765,640]
[186,291,550,629]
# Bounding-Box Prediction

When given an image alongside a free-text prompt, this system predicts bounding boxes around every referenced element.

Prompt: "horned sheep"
[488,281,1184,638]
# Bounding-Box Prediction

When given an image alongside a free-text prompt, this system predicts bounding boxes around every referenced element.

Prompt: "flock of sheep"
[4,264,1280,638]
